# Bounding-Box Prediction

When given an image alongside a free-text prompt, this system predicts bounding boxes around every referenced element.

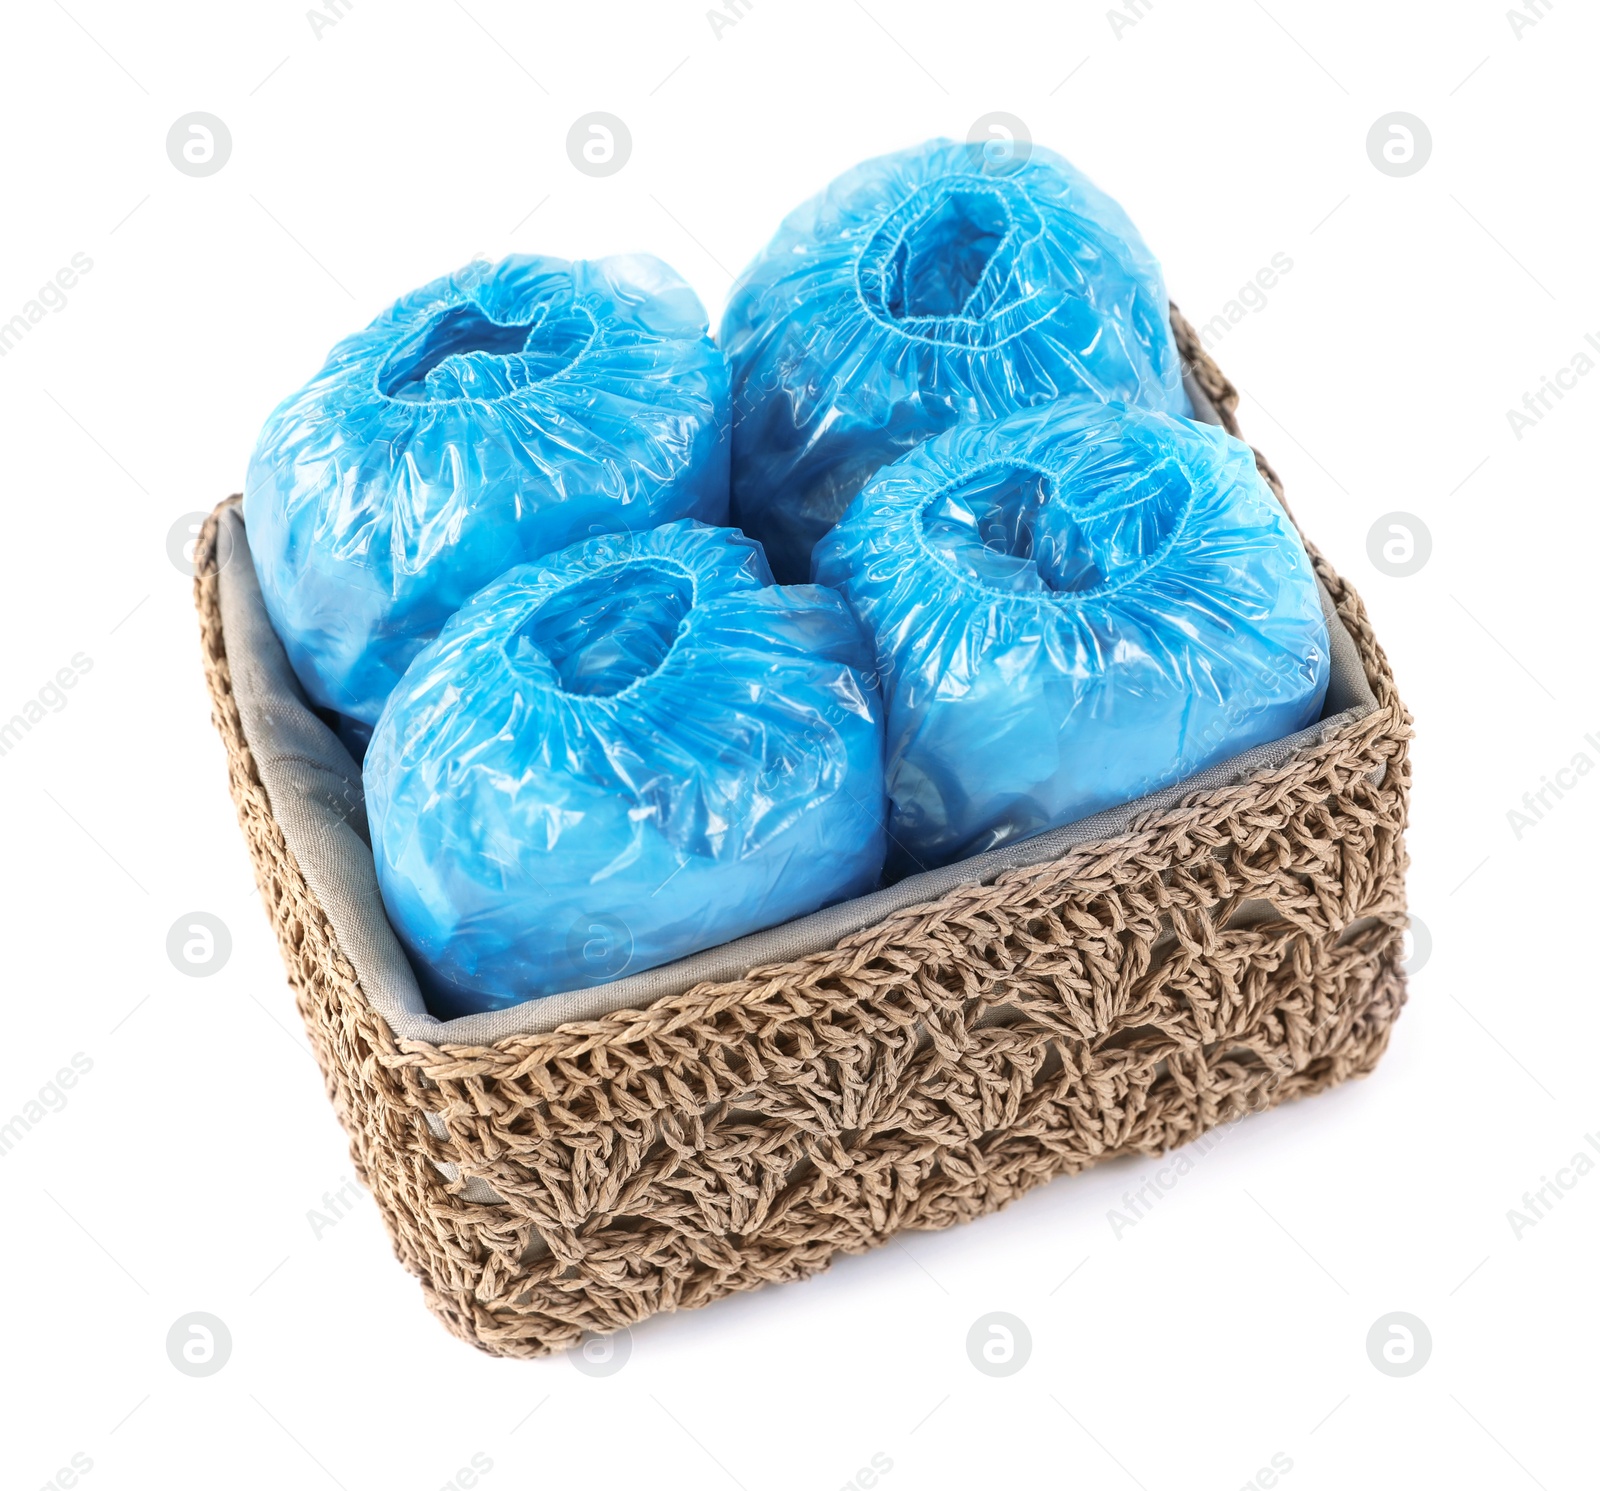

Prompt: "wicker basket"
[195,314,1411,1358]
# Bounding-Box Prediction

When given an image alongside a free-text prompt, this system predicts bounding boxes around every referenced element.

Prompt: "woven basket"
[194,313,1411,1358]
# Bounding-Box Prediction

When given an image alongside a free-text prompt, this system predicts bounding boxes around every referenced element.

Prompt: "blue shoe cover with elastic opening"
[245,253,730,724]
[721,138,1189,582]
[813,401,1329,879]
[364,520,887,1017]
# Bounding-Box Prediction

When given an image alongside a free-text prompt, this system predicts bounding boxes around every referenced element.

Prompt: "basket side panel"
[409,695,1408,1355]
[194,504,470,1302]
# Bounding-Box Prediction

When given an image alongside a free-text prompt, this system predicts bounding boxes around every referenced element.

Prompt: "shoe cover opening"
[885,187,1012,321]
[513,562,694,697]
[923,447,1192,595]
[379,303,536,398]
[1035,434,1193,592]
[378,302,594,401]
[921,463,1053,590]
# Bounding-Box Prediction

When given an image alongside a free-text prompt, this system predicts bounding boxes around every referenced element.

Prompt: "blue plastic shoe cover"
[364,521,888,1017]
[813,401,1330,879]
[245,254,731,724]
[720,137,1190,582]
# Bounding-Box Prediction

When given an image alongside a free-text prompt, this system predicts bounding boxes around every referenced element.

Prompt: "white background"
[2,1,1595,1487]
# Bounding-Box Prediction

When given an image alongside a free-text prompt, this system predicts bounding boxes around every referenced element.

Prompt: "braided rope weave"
[194,315,1411,1358]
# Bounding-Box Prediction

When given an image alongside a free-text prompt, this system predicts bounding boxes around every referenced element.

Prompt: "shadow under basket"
[194,312,1412,1358]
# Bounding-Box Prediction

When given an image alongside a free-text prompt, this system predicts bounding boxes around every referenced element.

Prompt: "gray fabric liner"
[217,375,1377,1048]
